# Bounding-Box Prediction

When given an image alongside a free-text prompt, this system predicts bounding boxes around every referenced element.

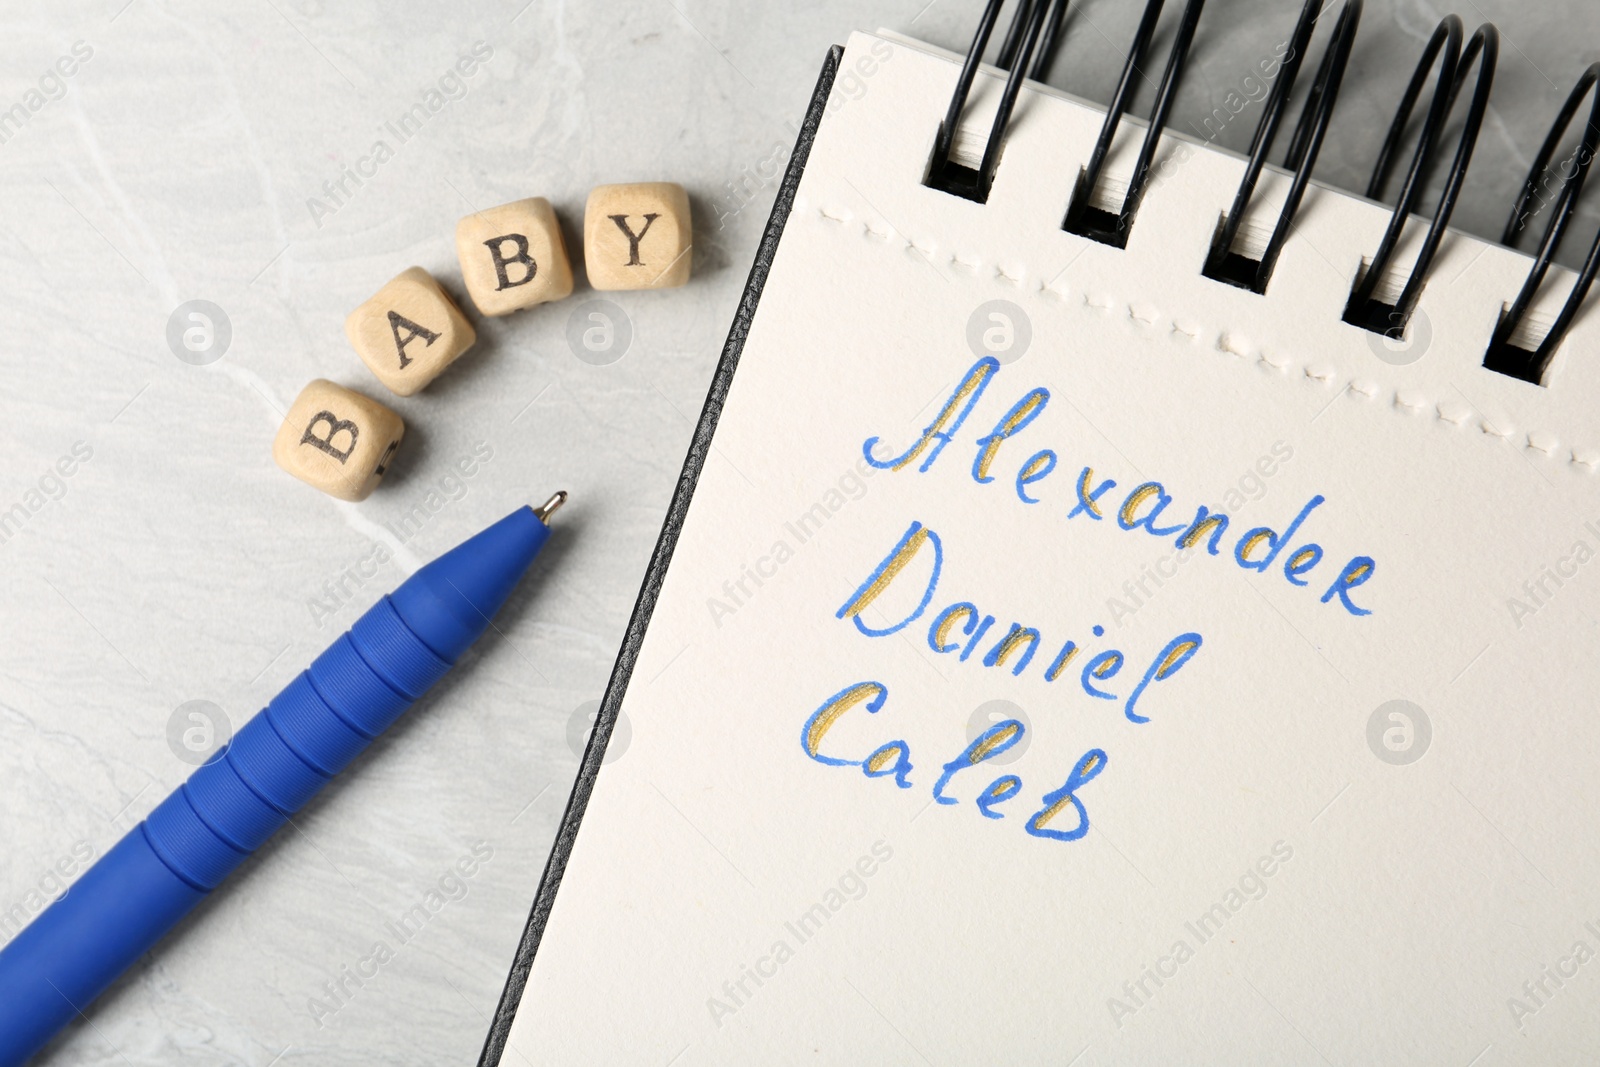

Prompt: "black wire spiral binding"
[1064,0,1206,247]
[1203,0,1363,293]
[926,0,1059,202]
[929,2,1600,375]
[1342,17,1497,336]
[1485,64,1600,384]
[995,0,1068,80]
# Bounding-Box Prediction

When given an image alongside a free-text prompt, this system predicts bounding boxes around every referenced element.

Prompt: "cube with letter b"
[345,267,476,396]
[583,182,692,290]
[273,380,404,501]
[455,197,574,316]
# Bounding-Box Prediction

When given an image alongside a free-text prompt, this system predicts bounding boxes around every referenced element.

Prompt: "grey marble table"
[1,2,1595,1064]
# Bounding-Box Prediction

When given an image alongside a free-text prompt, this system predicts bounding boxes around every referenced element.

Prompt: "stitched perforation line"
[809,203,1598,472]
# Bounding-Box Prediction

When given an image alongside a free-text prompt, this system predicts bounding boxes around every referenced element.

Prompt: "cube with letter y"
[345,267,476,396]
[273,380,404,501]
[583,182,692,290]
[456,197,574,316]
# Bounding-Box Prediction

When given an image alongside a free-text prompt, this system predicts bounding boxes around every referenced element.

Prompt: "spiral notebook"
[484,14,1600,1066]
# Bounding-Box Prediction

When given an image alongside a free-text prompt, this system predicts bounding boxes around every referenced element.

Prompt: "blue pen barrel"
[0,506,549,1066]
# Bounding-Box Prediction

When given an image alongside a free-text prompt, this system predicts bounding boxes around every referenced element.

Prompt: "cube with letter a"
[272,380,404,502]
[583,182,692,290]
[345,267,476,396]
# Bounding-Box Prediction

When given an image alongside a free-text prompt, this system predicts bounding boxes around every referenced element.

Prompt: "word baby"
[862,357,1379,616]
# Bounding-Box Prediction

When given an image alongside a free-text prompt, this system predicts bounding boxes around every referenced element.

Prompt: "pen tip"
[533,491,569,524]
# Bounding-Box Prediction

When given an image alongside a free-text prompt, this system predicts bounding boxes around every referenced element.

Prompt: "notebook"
[484,21,1600,1066]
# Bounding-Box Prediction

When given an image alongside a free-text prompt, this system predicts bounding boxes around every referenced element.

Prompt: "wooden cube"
[583,182,692,290]
[273,380,404,502]
[455,197,574,316]
[345,267,476,397]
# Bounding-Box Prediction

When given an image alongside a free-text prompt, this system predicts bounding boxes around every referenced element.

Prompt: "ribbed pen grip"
[0,506,549,1067]
[144,596,451,891]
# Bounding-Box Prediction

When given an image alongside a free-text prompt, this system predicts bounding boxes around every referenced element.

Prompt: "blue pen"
[0,495,566,1066]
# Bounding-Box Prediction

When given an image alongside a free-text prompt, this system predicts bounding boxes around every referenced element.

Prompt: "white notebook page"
[506,30,1600,1066]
